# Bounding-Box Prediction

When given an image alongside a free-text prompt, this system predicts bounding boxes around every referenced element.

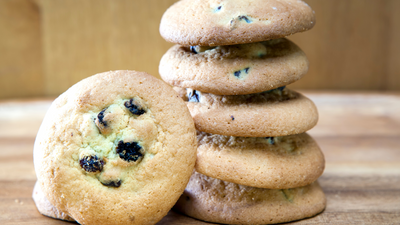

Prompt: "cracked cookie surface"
[160,0,315,46]
[33,70,197,225]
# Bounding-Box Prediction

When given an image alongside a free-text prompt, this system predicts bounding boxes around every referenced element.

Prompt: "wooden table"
[1,92,399,224]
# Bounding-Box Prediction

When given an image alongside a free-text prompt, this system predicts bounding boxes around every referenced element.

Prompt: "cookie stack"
[159,0,326,224]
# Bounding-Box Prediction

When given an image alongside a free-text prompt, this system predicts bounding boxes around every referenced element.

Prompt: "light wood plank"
[306,92,400,137]
[1,0,400,98]
[0,99,52,138]
[386,0,400,90]
[0,0,44,99]
[289,0,400,91]
[40,0,177,96]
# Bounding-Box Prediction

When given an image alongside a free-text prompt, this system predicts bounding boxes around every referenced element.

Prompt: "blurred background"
[1,0,399,99]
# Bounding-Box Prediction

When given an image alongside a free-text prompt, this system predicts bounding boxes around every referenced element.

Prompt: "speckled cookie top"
[175,172,326,224]
[195,132,325,189]
[33,71,197,225]
[160,38,308,95]
[175,87,318,137]
[160,0,315,46]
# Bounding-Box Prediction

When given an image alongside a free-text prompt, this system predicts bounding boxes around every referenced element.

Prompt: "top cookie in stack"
[160,0,315,46]
[159,0,325,224]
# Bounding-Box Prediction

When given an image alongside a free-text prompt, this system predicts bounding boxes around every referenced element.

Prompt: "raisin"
[265,86,286,93]
[281,189,294,202]
[124,99,145,116]
[190,46,198,54]
[190,46,216,54]
[97,108,108,126]
[80,155,104,172]
[188,90,200,102]
[238,15,252,23]
[233,67,250,78]
[101,179,122,188]
[265,137,275,145]
[116,140,143,162]
[277,86,286,91]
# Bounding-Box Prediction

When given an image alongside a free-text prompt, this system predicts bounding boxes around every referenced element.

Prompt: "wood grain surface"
[1,0,400,99]
[0,92,399,224]
[0,0,44,99]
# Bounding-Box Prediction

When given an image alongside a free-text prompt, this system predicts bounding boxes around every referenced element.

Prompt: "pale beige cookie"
[32,181,75,222]
[33,70,197,225]
[160,0,315,46]
[160,38,308,95]
[175,172,326,225]
[175,87,318,137]
[196,132,324,189]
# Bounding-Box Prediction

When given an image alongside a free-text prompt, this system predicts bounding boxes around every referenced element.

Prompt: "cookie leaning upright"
[33,71,197,225]
[160,0,315,46]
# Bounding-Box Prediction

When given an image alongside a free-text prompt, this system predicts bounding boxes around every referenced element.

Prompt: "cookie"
[32,181,74,222]
[175,87,318,137]
[160,38,308,95]
[195,132,324,189]
[160,0,315,46]
[33,70,197,225]
[175,172,326,225]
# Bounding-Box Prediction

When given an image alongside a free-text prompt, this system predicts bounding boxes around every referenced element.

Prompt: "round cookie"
[33,70,197,225]
[160,0,315,46]
[196,132,325,189]
[175,87,318,137]
[160,38,309,95]
[32,181,74,222]
[175,172,326,225]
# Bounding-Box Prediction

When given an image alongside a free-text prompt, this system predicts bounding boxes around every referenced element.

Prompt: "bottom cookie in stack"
[175,172,326,225]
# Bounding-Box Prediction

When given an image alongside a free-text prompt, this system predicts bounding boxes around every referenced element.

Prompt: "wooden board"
[0,0,44,99]
[288,0,400,91]
[1,92,400,224]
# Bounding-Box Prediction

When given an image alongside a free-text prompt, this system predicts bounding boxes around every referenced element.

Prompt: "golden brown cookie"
[159,38,308,95]
[160,0,315,46]
[195,132,325,189]
[175,172,326,225]
[32,181,74,222]
[33,70,197,225]
[175,87,318,137]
